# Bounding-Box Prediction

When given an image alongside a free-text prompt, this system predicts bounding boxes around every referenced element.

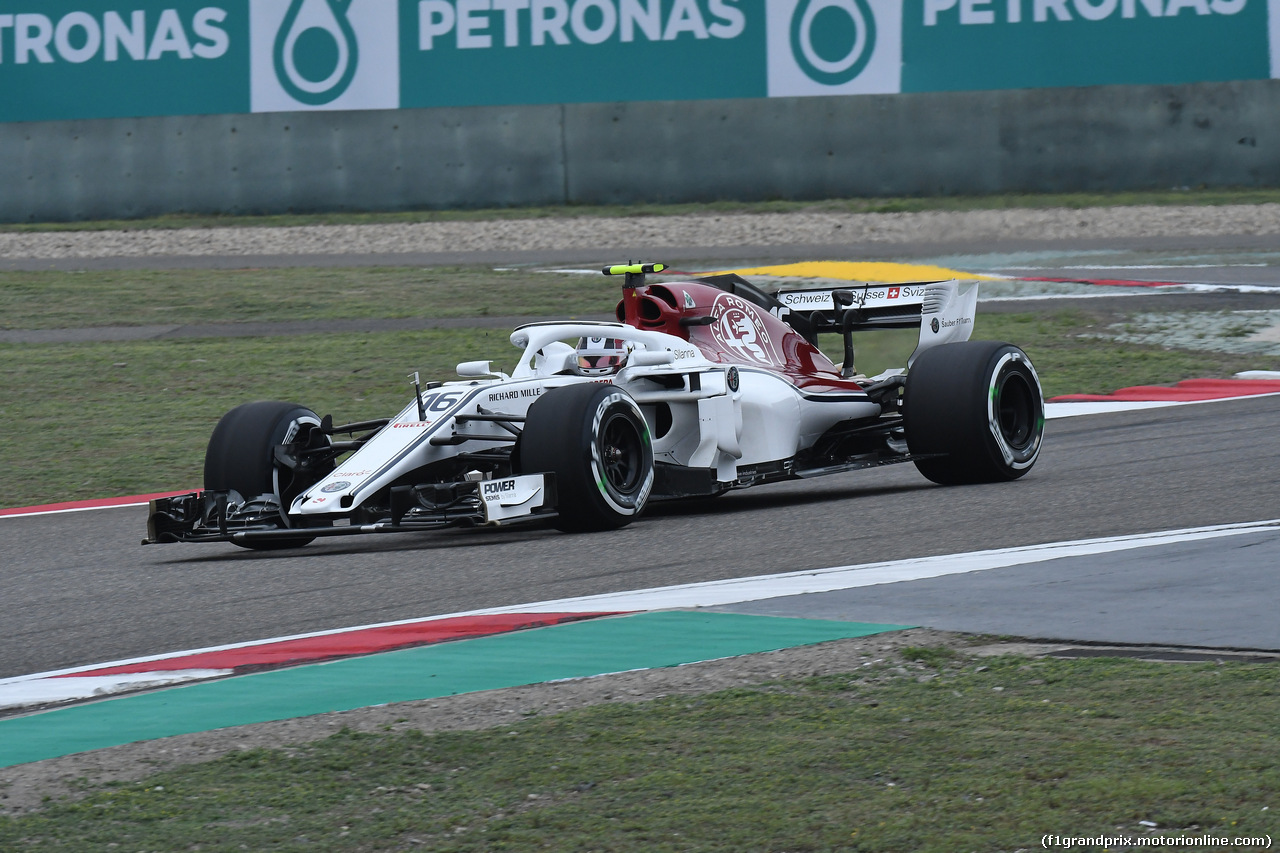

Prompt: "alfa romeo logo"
[711,294,776,365]
[274,0,359,105]
[789,0,876,86]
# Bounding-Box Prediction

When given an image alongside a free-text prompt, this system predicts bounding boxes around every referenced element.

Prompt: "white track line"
[1044,393,1280,418]
[457,519,1280,615]
[5,518,1278,711]
[0,500,154,520]
[0,671,232,712]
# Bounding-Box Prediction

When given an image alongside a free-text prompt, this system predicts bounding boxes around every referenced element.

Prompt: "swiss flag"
[887,287,901,299]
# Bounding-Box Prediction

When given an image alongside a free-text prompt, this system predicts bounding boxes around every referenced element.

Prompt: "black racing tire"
[204,400,329,550]
[903,341,1044,485]
[518,383,655,532]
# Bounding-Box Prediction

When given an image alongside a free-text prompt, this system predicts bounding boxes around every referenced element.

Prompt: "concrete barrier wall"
[566,80,1280,203]
[1,79,1278,223]
[0,106,567,222]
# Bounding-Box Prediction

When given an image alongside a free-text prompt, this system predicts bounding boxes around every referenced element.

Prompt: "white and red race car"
[146,263,1044,548]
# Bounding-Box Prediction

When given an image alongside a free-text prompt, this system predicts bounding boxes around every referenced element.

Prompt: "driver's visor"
[578,354,626,371]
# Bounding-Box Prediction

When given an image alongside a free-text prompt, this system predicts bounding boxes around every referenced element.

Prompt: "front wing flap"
[144,474,555,545]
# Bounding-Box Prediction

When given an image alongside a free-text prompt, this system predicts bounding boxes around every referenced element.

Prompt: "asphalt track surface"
[4,393,1280,679]
[3,235,1279,680]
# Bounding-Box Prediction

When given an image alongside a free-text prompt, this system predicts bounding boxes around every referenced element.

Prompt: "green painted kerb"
[0,611,911,769]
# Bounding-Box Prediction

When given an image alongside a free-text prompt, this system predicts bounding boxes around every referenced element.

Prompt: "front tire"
[204,400,331,549]
[903,341,1044,485]
[518,384,655,532]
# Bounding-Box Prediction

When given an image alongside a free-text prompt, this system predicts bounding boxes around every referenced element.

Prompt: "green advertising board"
[0,0,1275,122]
[904,0,1271,92]
[398,0,767,108]
[0,2,250,121]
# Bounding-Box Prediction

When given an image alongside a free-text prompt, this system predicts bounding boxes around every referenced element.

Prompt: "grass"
[0,267,616,330]
[971,310,1275,397]
[0,330,505,508]
[3,653,1279,850]
[3,187,1279,232]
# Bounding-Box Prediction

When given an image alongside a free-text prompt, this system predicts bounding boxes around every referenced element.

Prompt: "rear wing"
[771,280,980,374]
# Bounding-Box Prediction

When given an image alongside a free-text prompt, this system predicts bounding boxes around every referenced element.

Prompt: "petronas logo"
[273,0,359,105]
[789,0,876,86]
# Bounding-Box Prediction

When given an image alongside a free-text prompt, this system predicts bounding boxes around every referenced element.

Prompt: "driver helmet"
[575,336,631,376]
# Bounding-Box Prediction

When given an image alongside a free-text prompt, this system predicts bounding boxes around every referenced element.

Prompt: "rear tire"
[204,401,330,549]
[903,341,1044,485]
[518,383,654,532]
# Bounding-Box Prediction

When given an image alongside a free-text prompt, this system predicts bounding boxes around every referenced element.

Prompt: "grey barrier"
[0,79,1276,223]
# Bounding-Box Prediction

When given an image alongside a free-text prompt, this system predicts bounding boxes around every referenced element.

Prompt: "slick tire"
[204,400,328,550]
[518,383,655,532]
[903,341,1044,485]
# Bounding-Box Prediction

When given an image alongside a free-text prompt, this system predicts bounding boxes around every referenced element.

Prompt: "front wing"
[144,473,555,546]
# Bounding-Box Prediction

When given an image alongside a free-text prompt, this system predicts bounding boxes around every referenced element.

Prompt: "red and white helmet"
[575,337,631,376]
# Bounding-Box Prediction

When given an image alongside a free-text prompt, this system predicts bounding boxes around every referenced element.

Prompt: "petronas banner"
[905,0,1271,91]
[0,0,1275,122]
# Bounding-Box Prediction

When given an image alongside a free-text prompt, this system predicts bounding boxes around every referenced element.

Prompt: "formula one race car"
[145,263,1044,549]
